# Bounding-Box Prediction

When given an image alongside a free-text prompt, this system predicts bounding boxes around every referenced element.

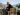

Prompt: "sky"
[0,0,20,5]
[0,0,7,4]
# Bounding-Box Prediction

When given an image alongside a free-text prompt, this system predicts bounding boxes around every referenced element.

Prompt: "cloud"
[8,0,20,5]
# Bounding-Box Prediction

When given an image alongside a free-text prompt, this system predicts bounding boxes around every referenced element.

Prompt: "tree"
[16,3,20,8]
[18,4,20,8]
[16,4,19,7]
[16,3,20,12]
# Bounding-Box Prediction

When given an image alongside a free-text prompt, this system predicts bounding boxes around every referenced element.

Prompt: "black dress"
[7,4,13,11]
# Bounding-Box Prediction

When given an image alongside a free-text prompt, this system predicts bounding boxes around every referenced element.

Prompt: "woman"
[6,4,13,15]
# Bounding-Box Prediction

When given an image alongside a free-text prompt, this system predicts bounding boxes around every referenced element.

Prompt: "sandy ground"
[0,11,17,15]
[0,13,16,15]
[0,13,1,15]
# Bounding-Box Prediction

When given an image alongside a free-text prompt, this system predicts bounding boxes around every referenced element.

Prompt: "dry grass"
[10,8,16,14]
